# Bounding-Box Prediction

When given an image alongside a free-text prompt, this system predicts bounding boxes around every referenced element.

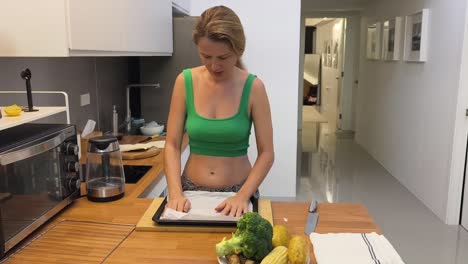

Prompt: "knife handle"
[309,200,318,213]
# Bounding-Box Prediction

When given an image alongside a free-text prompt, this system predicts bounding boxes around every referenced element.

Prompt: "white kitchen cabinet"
[67,0,124,53]
[123,0,173,53]
[0,0,173,56]
[0,0,69,56]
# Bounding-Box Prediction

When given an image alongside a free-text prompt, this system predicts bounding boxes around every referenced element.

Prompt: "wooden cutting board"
[136,198,273,233]
[119,135,162,160]
[121,147,161,160]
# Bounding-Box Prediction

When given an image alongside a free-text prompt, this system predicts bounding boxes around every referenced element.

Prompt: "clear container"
[85,136,125,202]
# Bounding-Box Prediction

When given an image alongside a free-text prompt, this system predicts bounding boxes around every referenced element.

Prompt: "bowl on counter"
[140,122,164,136]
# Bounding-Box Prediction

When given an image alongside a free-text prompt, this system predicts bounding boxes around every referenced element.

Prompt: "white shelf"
[0,107,67,131]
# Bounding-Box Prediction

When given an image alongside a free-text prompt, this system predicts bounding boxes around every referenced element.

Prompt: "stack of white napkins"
[310,232,405,264]
[161,191,253,221]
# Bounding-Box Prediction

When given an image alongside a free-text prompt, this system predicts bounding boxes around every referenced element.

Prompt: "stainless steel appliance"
[86,136,125,202]
[0,123,80,257]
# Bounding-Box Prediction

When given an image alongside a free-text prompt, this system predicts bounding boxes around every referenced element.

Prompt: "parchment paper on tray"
[161,191,253,221]
[119,140,165,152]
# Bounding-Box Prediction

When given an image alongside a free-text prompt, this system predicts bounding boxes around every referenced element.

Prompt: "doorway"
[301,18,345,153]
[298,16,359,201]
[462,134,468,230]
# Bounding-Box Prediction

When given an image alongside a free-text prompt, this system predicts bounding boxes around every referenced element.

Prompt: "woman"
[164,5,274,218]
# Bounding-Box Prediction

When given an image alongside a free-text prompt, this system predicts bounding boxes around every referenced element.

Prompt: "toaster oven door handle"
[0,132,66,166]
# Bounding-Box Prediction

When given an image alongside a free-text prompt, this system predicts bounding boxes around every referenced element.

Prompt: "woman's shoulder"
[247,72,267,103]
[176,66,204,81]
[237,68,261,85]
[181,66,207,82]
[248,72,265,91]
[184,66,205,75]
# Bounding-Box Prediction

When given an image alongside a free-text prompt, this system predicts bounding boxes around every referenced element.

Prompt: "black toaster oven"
[0,123,80,257]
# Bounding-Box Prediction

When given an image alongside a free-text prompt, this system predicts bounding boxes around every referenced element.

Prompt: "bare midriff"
[183,154,252,188]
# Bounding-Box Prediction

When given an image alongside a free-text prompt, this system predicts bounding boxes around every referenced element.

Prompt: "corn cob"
[260,246,288,264]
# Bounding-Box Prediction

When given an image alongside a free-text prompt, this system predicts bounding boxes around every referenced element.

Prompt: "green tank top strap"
[240,73,256,116]
[183,69,194,114]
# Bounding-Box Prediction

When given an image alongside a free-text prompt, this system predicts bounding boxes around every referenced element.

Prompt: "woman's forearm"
[164,144,183,197]
[237,151,275,199]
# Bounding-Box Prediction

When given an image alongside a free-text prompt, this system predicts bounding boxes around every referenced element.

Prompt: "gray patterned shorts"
[181,174,260,198]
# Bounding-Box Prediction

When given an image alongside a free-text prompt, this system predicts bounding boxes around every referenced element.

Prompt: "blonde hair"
[193,6,246,69]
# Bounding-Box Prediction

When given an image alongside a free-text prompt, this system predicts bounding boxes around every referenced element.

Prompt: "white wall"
[190,1,301,197]
[356,0,468,223]
[454,1,468,227]
[302,0,368,12]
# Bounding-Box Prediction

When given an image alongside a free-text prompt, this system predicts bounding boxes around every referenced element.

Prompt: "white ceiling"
[301,0,372,13]
[305,18,335,26]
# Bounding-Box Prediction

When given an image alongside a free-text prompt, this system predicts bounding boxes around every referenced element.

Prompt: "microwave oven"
[0,123,80,257]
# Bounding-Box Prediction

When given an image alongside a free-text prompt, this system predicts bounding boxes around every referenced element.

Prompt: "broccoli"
[215,212,273,261]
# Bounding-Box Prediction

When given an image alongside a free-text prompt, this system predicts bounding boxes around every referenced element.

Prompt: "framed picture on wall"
[322,53,327,68]
[326,40,332,67]
[404,9,430,62]
[366,22,382,60]
[322,40,329,67]
[332,41,339,68]
[382,17,403,61]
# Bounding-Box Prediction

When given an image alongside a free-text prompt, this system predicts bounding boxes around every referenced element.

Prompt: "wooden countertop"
[104,203,380,264]
[3,135,380,264]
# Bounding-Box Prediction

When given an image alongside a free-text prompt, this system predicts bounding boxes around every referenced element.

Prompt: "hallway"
[298,131,468,264]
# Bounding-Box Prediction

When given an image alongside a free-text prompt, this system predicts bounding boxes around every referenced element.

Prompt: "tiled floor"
[297,125,468,263]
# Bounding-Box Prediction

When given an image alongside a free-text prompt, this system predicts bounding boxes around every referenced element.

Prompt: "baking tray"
[152,196,258,227]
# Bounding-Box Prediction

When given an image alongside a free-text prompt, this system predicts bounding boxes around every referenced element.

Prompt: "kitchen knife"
[304,200,319,234]
[138,135,160,143]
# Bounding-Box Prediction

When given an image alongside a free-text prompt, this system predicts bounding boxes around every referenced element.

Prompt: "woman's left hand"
[215,194,250,217]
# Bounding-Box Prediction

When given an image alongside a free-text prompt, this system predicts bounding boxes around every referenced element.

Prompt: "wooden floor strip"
[2,220,134,264]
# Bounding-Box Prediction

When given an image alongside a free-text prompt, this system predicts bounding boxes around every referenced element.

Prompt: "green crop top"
[183,69,255,157]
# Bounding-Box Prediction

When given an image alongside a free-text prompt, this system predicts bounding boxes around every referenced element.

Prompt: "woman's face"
[197,37,238,81]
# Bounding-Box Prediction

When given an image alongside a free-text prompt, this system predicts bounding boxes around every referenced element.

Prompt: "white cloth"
[119,140,165,152]
[161,191,253,221]
[310,232,405,264]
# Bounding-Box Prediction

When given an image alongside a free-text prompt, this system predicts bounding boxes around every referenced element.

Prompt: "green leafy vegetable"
[215,212,273,261]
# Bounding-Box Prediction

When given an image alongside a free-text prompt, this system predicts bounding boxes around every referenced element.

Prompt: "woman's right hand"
[167,193,191,212]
